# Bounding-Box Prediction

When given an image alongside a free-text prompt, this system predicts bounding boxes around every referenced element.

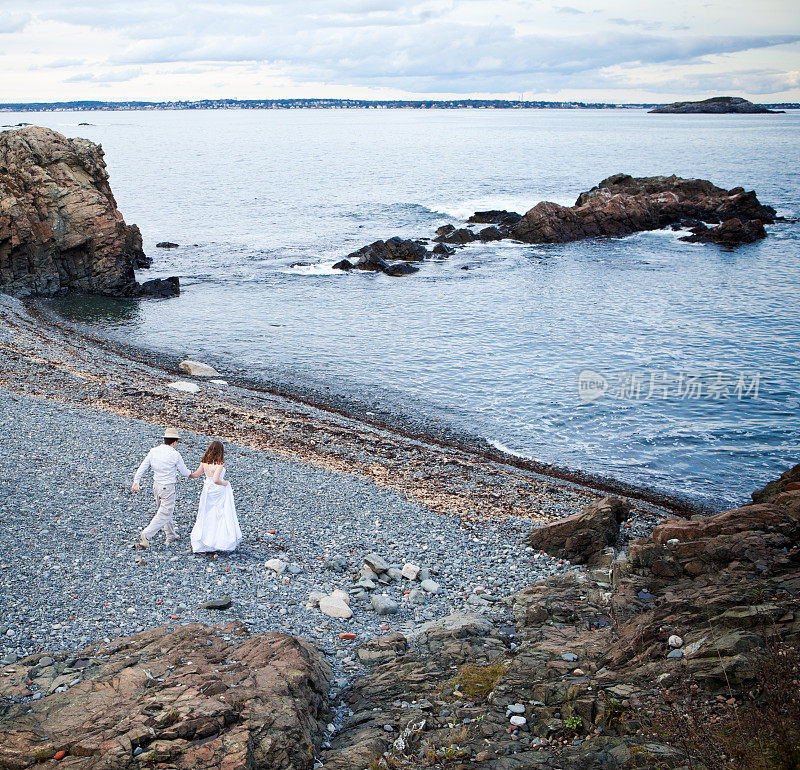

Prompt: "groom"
[131,427,198,548]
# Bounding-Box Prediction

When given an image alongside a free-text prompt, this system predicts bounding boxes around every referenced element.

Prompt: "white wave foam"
[429,194,572,221]
[487,438,531,459]
[280,262,344,276]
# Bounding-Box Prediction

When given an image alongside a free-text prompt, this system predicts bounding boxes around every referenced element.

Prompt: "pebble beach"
[0,295,664,680]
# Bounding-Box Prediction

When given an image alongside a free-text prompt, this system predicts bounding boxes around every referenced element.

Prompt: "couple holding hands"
[131,427,242,554]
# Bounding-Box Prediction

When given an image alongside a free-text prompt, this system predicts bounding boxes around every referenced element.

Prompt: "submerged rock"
[342,237,428,276]
[0,126,176,298]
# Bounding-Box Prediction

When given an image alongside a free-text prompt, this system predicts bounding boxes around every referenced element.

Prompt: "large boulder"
[0,126,145,297]
[526,496,631,565]
[512,174,775,246]
[0,622,331,769]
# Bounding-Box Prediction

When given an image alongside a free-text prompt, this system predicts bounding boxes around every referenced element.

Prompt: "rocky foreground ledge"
[0,126,177,299]
[2,469,798,768]
[335,173,777,276]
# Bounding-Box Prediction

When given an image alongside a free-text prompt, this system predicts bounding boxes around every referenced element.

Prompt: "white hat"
[163,427,181,440]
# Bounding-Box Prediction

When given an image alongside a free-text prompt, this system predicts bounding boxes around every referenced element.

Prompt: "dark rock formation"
[649,96,783,114]
[680,217,767,246]
[155,241,179,248]
[334,237,426,276]
[477,225,503,241]
[467,210,522,226]
[0,127,156,297]
[0,622,331,769]
[511,174,775,246]
[527,495,630,565]
[137,277,181,298]
[752,462,800,503]
[433,227,477,244]
[432,243,455,256]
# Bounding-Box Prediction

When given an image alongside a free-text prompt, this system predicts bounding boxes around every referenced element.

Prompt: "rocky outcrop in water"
[321,470,800,768]
[0,622,330,769]
[511,173,775,245]
[649,96,783,114]
[333,237,427,275]
[338,174,775,277]
[0,126,174,298]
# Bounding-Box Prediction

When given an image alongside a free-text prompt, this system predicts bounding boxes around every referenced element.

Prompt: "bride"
[191,440,242,553]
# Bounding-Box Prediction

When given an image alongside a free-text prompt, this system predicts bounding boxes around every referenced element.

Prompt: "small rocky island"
[0,126,177,298]
[336,173,776,276]
[649,96,783,114]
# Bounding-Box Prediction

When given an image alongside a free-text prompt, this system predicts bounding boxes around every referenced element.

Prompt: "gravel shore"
[0,389,577,667]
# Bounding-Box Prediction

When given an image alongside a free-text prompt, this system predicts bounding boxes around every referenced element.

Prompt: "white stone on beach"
[401,563,420,581]
[209,379,229,387]
[319,591,352,619]
[265,558,287,575]
[668,635,684,648]
[167,381,200,393]
[420,578,441,594]
[509,715,527,727]
[179,360,220,377]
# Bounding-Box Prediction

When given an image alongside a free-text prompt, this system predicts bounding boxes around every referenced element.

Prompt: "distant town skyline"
[2,0,799,103]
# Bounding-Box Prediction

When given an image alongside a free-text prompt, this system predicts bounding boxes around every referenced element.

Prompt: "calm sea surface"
[8,108,798,508]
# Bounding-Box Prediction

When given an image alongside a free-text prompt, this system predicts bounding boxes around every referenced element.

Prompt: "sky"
[1,0,799,103]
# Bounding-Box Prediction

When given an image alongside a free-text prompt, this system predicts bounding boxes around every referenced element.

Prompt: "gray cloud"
[0,12,31,33]
[10,0,800,98]
[63,67,142,83]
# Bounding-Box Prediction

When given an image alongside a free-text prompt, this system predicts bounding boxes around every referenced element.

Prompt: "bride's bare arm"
[189,463,204,479]
[212,464,229,486]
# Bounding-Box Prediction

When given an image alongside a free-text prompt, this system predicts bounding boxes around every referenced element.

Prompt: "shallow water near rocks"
[8,107,797,508]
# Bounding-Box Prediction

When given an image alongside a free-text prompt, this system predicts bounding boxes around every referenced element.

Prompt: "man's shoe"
[165,533,180,545]
[136,534,150,550]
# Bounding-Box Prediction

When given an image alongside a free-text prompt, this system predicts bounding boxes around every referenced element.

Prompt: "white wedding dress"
[191,467,242,553]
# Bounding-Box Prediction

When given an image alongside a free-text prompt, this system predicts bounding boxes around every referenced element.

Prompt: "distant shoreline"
[2,98,799,112]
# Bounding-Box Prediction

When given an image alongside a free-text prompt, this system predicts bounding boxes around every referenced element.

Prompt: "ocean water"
[8,108,798,508]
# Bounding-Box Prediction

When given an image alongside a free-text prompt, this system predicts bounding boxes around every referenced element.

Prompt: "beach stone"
[510,715,527,727]
[0,622,330,769]
[325,556,348,573]
[386,567,402,582]
[401,563,420,581]
[668,635,684,648]
[166,380,200,394]
[420,579,441,594]
[507,703,526,714]
[320,592,352,619]
[265,558,287,575]
[371,595,399,616]
[407,589,426,606]
[562,653,578,662]
[667,649,684,659]
[179,360,220,377]
[364,553,391,574]
[201,596,231,610]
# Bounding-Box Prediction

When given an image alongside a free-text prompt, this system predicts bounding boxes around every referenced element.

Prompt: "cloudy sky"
[2,0,799,103]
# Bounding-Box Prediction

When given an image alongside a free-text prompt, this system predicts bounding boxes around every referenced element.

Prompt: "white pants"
[142,482,177,540]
